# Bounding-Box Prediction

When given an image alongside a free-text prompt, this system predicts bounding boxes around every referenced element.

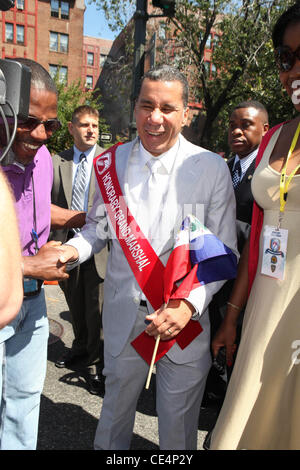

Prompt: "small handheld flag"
[131,214,237,387]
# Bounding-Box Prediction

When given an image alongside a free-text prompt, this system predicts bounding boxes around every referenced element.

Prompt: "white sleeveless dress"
[210,126,300,450]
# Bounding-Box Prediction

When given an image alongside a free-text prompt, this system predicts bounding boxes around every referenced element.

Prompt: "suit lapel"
[88,144,104,210]
[60,149,74,206]
[243,158,256,181]
[227,155,256,195]
[234,158,255,196]
[88,165,96,210]
[117,138,136,200]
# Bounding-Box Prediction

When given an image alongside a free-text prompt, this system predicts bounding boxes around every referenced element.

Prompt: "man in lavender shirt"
[0,59,82,450]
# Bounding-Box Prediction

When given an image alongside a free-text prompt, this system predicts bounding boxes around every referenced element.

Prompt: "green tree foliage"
[166,0,296,152]
[92,0,296,153]
[47,74,109,154]
[90,0,135,31]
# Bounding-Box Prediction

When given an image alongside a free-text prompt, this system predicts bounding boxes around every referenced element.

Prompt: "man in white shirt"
[51,106,107,395]
[58,66,238,450]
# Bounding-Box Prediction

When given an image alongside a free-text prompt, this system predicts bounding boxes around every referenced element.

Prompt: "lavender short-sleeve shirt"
[3,145,53,256]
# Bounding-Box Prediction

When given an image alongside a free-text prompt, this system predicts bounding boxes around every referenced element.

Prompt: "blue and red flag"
[163,215,237,303]
[131,215,237,365]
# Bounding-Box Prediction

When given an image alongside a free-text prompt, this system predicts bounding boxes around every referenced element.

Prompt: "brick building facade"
[0,0,85,84]
[82,35,112,90]
[0,1,216,147]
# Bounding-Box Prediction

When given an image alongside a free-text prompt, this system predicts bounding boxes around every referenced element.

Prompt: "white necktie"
[71,153,87,232]
[138,159,162,240]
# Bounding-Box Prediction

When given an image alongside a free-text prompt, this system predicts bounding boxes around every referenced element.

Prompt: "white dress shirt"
[232,148,258,182]
[126,139,179,230]
[126,139,180,305]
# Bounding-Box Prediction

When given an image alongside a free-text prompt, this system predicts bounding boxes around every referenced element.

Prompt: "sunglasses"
[275,45,300,72]
[18,115,62,133]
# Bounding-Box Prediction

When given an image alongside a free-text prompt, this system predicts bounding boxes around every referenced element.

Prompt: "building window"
[50,32,69,53]
[204,61,210,74]
[158,23,166,40]
[206,34,212,49]
[99,54,107,67]
[59,33,68,52]
[86,75,93,89]
[49,64,57,78]
[16,0,24,9]
[51,0,59,17]
[5,23,25,44]
[51,0,69,19]
[49,64,68,83]
[50,32,58,51]
[16,25,24,44]
[87,52,94,66]
[5,23,14,43]
[213,34,220,46]
[60,1,69,19]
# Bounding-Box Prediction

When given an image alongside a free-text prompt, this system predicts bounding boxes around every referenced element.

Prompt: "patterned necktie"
[232,159,241,189]
[71,153,87,231]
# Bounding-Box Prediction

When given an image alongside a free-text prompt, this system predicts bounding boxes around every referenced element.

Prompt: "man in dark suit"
[227,101,269,253]
[51,105,108,394]
[204,100,269,406]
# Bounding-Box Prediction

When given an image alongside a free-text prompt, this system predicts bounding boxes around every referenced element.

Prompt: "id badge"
[261,226,288,280]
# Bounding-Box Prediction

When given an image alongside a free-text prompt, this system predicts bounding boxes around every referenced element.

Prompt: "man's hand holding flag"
[131,214,238,388]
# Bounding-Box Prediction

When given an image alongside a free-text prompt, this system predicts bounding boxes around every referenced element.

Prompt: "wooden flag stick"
[145,302,168,390]
[145,334,160,390]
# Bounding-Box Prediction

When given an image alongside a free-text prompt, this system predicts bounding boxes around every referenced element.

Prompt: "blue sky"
[84,2,119,40]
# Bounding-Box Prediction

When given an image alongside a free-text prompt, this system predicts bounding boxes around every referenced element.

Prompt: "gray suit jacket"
[51,144,108,279]
[67,135,238,366]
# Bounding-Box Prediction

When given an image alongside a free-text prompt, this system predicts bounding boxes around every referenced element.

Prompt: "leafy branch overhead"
[91,0,296,152]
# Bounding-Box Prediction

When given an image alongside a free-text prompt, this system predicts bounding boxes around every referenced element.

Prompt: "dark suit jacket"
[227,156,256,254]
[50,144,108,279]
[209,156,256,332]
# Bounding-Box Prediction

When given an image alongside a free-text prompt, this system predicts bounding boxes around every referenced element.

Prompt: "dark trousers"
[59,256,104,372]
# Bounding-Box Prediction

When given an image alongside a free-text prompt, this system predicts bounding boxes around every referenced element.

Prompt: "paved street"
[37,284,218,451]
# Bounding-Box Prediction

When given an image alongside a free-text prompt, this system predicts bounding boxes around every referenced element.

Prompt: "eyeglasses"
[18,116,62,133]
[275,45,300,72]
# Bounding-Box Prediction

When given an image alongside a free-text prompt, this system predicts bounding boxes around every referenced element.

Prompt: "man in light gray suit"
[51,105,107,394]
[58,66,238,449]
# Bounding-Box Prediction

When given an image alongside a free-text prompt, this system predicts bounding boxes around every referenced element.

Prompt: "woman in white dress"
[210,2,300,450]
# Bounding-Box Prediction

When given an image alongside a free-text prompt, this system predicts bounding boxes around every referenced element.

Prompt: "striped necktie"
[232,159,241,189]
[71,152,87,214]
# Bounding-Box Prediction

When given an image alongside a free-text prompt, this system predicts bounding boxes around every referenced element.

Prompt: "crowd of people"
[0,2,299,451]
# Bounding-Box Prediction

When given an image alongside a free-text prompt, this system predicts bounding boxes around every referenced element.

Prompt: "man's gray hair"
[139,65,189,108]
[15,58,57,96]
